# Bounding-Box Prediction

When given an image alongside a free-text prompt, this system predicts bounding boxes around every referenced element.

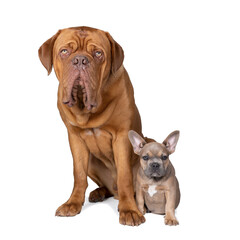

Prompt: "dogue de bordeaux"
[38,26,145,226]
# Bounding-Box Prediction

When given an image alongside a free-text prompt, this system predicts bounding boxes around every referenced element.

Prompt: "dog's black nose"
[151,162,160,170]
[72,56,89,66]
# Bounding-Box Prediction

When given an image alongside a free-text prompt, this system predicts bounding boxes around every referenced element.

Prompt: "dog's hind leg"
[88,155,117,202]
[89,186,113,202]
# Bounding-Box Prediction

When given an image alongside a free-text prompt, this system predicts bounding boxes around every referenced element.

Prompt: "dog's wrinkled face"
[128,130,180,180]
[139,142,170,179]
[38,27,124,112]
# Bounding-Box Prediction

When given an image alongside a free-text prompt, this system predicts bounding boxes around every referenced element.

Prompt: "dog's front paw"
[164,216,179,226]
[119,210,146,226]
[55,201,82,217]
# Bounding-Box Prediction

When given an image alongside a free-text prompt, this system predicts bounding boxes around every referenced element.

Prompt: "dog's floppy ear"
[38,30,61,75]
[128,130,147,155]
[163,131,180,154]
[105,32,124,74]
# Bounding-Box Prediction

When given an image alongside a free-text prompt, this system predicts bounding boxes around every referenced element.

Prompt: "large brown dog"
[38,26,145,226]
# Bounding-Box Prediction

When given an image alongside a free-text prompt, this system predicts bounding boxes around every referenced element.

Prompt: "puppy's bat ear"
[163,131,180,154]
[105,32,124,74]
[38,30,61,75]
[128,130,147,155]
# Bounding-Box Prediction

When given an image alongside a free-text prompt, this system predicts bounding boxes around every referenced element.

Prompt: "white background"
[1,0,240,239]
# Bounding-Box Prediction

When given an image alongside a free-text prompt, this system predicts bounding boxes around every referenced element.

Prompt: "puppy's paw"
[119,210,146,226]
[55,202,82,217]
[164,217,179,226]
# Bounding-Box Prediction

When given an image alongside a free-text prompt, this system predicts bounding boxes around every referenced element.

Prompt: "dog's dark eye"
[142,156,149,161]
[161,155,168,161]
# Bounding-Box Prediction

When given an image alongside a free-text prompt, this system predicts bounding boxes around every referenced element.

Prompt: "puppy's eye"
[161,155,168,161]
[142,156,149,161]
[95,51,102,58]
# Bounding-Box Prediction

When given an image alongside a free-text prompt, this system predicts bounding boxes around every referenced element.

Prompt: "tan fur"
[38,27,145,226]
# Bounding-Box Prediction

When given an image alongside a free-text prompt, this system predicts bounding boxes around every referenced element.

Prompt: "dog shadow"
[82,196,119,216]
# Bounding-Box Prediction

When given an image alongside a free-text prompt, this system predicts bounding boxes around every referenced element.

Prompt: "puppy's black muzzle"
[150,162,165,177]
[151,162,160,171]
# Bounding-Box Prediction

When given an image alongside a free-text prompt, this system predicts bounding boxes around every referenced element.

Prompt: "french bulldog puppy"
[128,130,180,226]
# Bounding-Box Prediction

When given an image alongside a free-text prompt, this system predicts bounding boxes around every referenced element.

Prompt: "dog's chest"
[148,185,158,197]
[143,184,166,204]
[79,128,114,162]
[144,185,166,214]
